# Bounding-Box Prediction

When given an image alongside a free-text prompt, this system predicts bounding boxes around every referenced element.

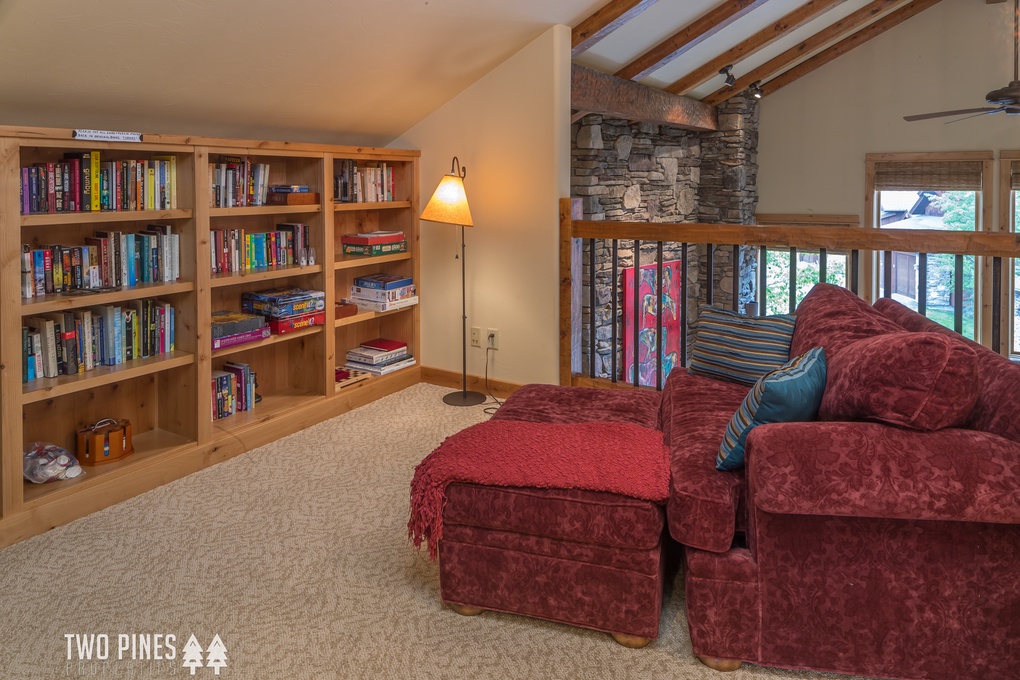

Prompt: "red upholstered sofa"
[671,284,1020,679]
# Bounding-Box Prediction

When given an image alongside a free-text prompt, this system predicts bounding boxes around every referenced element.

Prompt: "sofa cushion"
[820,331,978,431]
[660,370,750,552]
[874,297,1020,443]
[492,383,661,429]
[718,347,827,471]
[688,306,796,386]
[791,283,902,359]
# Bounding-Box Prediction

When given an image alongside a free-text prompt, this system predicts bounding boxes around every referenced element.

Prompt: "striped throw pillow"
[688,306,796,385]
[717,347,827,471]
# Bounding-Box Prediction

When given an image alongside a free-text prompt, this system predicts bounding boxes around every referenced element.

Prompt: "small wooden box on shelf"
[0,127,419,548]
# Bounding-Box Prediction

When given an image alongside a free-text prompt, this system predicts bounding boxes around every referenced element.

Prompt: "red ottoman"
[437,384,668,647]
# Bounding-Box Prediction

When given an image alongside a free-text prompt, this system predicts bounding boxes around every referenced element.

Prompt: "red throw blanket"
[408,419,670,560]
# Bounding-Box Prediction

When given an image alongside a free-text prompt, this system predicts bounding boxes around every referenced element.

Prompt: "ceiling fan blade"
[904,108,999,122]
[946,108,1005,124]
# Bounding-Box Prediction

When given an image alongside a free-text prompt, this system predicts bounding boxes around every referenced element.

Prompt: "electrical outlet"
[470,326,482,347]
[487,328,499,350]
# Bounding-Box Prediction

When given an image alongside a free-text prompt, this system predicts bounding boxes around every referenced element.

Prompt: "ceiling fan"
[904,0,1020,122]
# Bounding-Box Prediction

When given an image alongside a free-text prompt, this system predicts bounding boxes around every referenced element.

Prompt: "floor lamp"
[420,157,486,407]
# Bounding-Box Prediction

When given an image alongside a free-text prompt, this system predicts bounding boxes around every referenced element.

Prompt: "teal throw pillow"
[717,347,827,471]
[688,306,796,386]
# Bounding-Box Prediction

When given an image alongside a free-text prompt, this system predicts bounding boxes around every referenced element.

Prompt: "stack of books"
[210,310,270,351]
[340,230,406,257]
[211,361,256,421]
[242,287,326,334]
[344,338,415,376]
[341,273,417,313]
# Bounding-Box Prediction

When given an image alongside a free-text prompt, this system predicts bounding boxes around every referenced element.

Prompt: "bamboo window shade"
[873,161,984,191]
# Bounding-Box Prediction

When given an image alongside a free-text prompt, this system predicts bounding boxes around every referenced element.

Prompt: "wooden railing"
[559,198,1020,389]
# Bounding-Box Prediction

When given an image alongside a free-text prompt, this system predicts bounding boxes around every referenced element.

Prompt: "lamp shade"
[421,174,473,227]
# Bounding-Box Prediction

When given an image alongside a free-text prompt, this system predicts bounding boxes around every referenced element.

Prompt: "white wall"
[758,0,1016,222]
[391,24,571,385]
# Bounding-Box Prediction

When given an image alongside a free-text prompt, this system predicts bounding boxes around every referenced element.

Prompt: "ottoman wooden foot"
[611,633,652,648]
[697,655,743,671]
[449,603,484,616]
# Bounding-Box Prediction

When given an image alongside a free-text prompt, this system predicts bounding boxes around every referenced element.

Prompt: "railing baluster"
[918,253,927,315]
[706,244,715,307]
[851,250,860,294]
[589,238,596,378]
[732,244,740,312]
[992,256,1002,354]
[758,246,767,316]
[611,239,619,383]
[819,248,827,285]
[656,242,664,390]
[633,240,641,387]
[788,247,797,314]
[681,243,688,367]
[954,254,964,335]
[883,250,893,299]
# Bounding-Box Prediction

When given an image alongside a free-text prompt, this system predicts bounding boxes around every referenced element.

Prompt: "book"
[268,311,325,335]
[211,325,271,351]
[211,310,266,339]
[344,355,416,376]
[350,284,416,302]
[268,185,309,193]
[25,316,58,378]
[342,241,407,257]
[341,295,418,313]
[340,230,404,246]
[360,337,407,352]
[352,273,414,290]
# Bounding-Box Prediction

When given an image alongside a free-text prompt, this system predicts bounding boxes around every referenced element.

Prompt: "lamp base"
[443,390,487,407]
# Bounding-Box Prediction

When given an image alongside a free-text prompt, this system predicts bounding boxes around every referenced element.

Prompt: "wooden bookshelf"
[0,126,420,548]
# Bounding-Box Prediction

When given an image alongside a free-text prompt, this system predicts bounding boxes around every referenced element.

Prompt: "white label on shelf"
[72,129,143,143]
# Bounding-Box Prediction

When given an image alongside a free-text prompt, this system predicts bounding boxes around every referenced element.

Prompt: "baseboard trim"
[420,367,525,401]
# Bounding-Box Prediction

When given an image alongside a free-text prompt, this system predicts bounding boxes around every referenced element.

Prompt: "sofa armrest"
[745,422,1020,525]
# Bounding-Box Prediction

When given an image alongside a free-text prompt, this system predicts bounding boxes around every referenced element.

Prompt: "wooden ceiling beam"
[572,64,717,131]
[759,0,943,99]
[572,0,660,57]
[701,0,909,106]
[614,0,770,82]
[665,0,848,96]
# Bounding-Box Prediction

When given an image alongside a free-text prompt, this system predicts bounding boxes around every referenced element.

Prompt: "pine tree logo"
[206,634,228,675]
[182,635,204,675]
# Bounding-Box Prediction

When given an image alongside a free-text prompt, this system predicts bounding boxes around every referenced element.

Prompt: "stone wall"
[571,94,760,381]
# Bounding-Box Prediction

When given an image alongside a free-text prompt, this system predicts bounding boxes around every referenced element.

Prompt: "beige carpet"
[0,383,872,680]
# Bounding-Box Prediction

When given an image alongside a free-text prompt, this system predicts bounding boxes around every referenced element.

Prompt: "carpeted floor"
[0,383,872,680]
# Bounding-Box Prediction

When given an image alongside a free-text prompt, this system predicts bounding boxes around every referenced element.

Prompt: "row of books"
[341,273,417,313]
[339,231,406,259]
[20,153,178,214]
[344,338,415,376]
[210,223,311,275]
[334,160,395,204]
[22,299,176,382]
[212,362,257,420]
[21,226,180,298]
[208,157,271,208]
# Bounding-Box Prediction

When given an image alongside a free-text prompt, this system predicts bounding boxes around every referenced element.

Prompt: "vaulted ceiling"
[0,0,1004,145]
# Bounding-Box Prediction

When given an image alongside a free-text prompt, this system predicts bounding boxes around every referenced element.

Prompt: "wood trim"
[756,213,860,226]
[666,0,847,96]
[979,158,996,347]
[865,151,995,162]
[614,0,769,82]
[572,0,659,57]
[1001,150,1020,160]
[419,367,522,401]
[572,64,717,131]
[703,0,907,106]
[0,138,21,517]
[569,219,1020,258]
[760,0,944,99]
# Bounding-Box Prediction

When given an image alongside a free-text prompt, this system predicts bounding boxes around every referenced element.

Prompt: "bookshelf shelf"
[334,252,412,271]
[0,125,419,548]
[334,200,411,212]
[21,209,194,227]
[210,205,320,218]
[22,428,195,506]
[22,351,195,403]
[333,365,418,394]
[211,326,322,359]
[21,281,195,315]
[210,264,323,288]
